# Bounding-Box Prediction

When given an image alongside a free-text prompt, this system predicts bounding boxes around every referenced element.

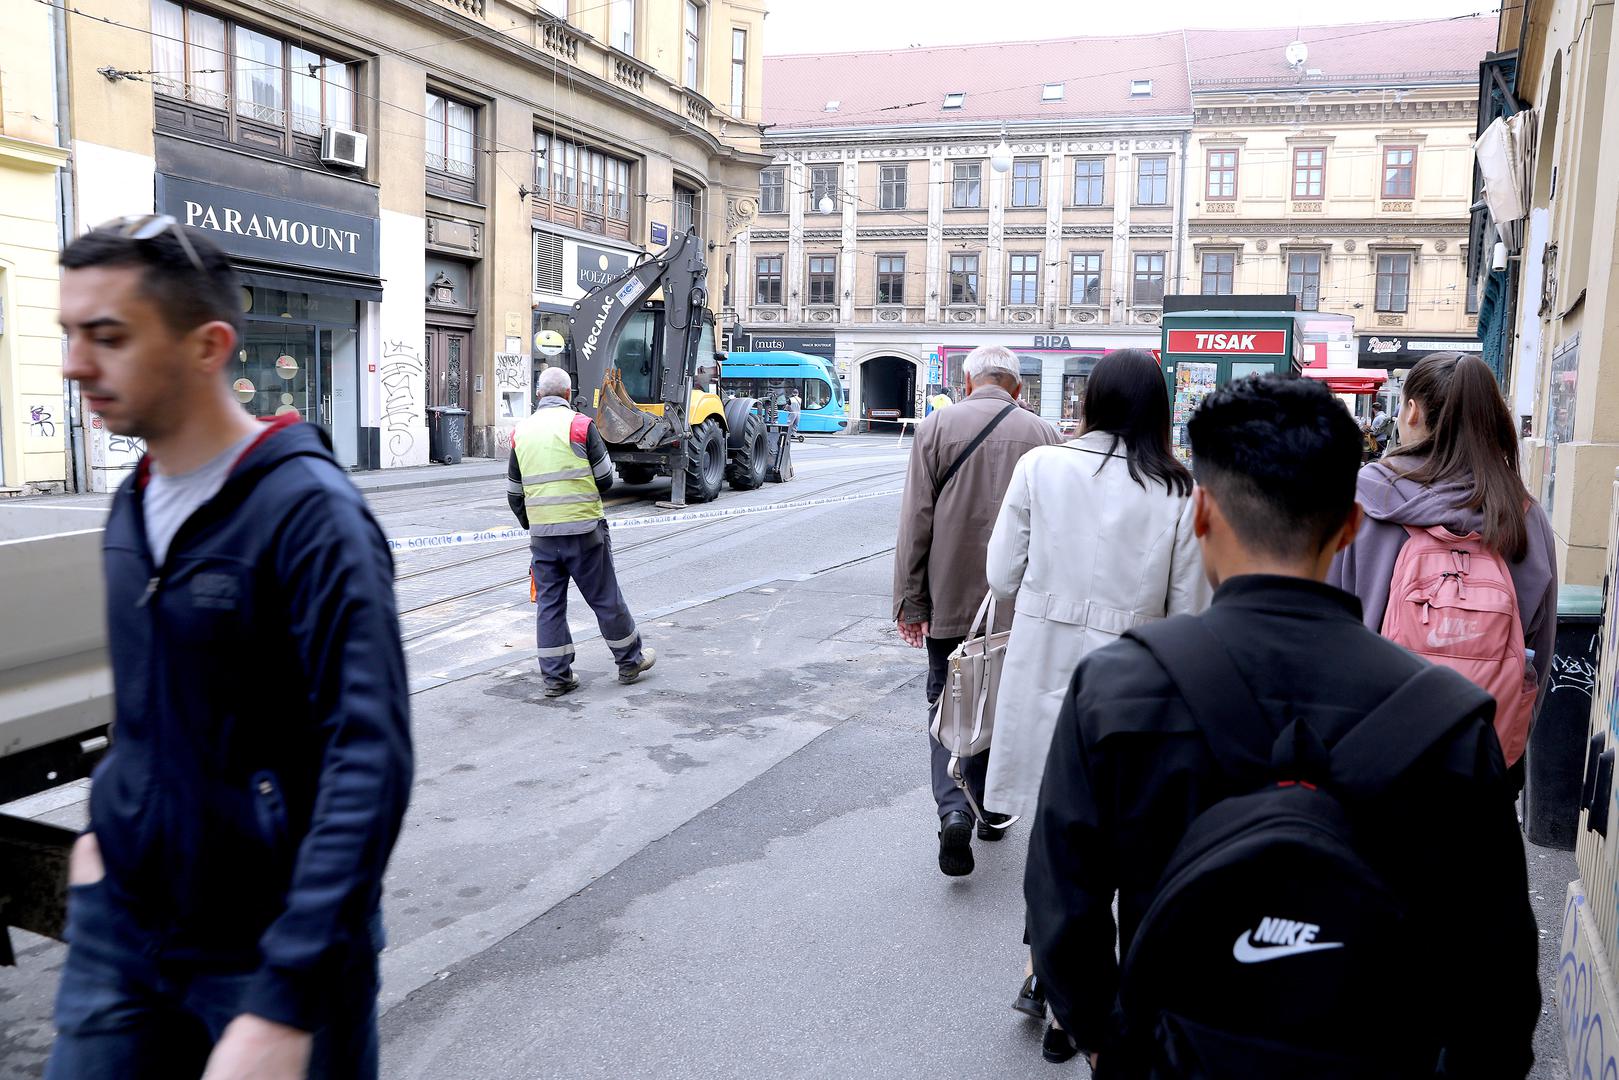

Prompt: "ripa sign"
[156,174,380,279]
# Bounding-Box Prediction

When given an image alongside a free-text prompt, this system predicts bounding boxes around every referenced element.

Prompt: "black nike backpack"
[1113,617,1494,1080]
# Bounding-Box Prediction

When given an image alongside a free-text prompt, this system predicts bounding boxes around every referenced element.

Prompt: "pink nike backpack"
[1380,525,1538,765]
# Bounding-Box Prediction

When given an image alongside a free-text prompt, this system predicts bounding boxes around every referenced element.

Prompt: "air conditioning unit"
[320,126,367,170]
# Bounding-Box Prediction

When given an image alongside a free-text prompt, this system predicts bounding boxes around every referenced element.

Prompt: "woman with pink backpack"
[1329,352,1557,785]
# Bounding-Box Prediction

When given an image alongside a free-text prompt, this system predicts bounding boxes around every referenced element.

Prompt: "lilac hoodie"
[1327,459,1559,697]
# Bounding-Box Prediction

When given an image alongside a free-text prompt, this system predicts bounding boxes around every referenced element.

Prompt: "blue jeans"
[47,880,380,1080]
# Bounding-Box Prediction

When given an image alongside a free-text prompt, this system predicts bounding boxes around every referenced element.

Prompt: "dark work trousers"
[531,520,643,686]
[47,881,380,1079]
[926,634,989,820]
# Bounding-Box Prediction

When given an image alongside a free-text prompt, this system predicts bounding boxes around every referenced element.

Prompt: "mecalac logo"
[579,294,617,364]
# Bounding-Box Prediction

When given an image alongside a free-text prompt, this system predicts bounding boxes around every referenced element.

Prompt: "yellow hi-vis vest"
[514,406,604,536]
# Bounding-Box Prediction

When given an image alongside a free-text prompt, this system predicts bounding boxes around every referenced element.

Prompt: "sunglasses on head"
[96,214,207,273]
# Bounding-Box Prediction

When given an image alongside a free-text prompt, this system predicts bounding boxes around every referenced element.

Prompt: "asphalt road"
[0,433,1581,1078]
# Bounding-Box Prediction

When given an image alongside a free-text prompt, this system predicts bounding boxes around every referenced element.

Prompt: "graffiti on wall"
[1561,889,1619,1080]
[380,340,424,467]
[494,353,525,391]
[29,405,56,438]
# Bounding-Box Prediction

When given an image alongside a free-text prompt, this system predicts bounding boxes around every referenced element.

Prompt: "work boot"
[544,675,580,698]
[619,647,657,685]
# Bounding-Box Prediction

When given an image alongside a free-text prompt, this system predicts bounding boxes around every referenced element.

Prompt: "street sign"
[651,222,669,245]
[1165,329,1288,355]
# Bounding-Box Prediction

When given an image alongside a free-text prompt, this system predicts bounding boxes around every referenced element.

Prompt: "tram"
[718,352,849,434]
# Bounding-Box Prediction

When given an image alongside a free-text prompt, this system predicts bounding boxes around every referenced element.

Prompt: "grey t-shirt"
[144,432,258,566]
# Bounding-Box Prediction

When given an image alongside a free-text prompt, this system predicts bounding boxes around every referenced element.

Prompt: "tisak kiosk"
[1160,310,1305,461]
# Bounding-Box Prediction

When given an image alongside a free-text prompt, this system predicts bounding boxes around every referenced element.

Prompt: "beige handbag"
[928,592,1014,824]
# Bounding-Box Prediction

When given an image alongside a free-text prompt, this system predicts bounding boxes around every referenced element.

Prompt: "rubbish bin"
[427,406,468,465]
[1523,583,1605,849]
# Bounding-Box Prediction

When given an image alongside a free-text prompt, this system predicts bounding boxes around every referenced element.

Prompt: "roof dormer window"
[942,92,966,109]
[1130,79,1153,97]
[1042,83,1065,101]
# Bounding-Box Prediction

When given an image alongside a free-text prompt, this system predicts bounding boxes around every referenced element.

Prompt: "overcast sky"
[763,0,1496,53]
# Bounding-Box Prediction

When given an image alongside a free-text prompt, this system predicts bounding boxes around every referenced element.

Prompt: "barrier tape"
[386,487,902,553]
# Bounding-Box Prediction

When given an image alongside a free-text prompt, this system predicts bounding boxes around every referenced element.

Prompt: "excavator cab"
[567,228,792,507]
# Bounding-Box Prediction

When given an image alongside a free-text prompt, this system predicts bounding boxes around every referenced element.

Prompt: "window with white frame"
[759,167,785,214]
[1133,252,1166,304]
[683,1,701,89]
[1070,253,1102,305]
[674,184,699,237]
[730,28,747,117]
[1011,160,1043,208]
[1008,253,1040,305]
[426,91,478,198]
[1375,253,1411,312]
[755,254,783,305]
[1137,157,1169,206]
[609,0,633,54]
[807,255,837,305]
[1201,251,1235,295]
[1073,158,1105,206]
[879,163,908,210]
[949,253,979,305]
[1287,252,1321,310]
[952,161,982,208]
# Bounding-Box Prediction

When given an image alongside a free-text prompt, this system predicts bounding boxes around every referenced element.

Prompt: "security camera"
[1492,241,1508,272]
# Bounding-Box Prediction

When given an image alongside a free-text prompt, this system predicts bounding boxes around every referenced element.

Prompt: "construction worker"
[507,367,655,697]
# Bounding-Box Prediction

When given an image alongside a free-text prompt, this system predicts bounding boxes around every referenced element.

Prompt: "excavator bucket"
[596,368,656,445]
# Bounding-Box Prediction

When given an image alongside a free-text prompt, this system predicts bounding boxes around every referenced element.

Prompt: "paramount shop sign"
[156,174,380,278]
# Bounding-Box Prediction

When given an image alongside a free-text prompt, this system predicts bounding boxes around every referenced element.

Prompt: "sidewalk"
[349,457,506,494]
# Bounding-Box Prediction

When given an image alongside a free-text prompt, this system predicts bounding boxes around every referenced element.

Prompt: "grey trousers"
[926,634,988,820]
[531,522,643,685]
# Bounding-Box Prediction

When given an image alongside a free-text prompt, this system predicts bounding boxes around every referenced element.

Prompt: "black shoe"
[977,811,1016,842]
[1042,1021,1078,1063]
[543,676,580,698]
[1013,974,1046,1020]
[937,811,974,877]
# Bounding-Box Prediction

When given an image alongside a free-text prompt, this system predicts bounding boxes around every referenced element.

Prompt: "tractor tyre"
[685,418,726,503]
[618,464,657,486]
[726,414,768,491]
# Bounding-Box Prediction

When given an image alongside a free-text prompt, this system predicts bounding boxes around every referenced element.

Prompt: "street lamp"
[818,193,836,214]
[990,128,1013,174]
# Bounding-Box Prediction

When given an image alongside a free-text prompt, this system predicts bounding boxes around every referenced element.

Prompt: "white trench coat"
[982,432,1210,817]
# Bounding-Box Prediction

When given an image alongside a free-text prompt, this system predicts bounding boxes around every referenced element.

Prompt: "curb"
[353,467,507,496]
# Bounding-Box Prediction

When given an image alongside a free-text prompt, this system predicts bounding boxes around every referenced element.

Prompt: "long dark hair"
[1386,352,1530,560]
[1080,349,1193,496]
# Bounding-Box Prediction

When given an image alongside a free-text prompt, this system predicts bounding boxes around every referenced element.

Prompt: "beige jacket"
[981,433,1210,815]
[892,385,1060,639]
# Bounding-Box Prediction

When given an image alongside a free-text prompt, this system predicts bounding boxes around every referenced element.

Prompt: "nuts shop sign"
[1166,329,1288,355]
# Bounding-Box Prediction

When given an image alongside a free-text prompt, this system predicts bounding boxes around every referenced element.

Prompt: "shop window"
[1137,157,1169,206]
[1070,252,1101,306]
[754,255,783,305]
[1200,252,1235,295]
[1293,148,1325,198]
[1206,150,1237,199]
[1073,158,1105,206]
[1011,160,1043,208]
[1382,146,1416,199]
[1287,252,1321,311]
[759,167,785,214]
[807,255,837,305]
[1133,252,1166,305]
[879,164,908,210]
[952,162,982,209]
[876,254,906,305]
[1375,253,1411,312]
[534,131,633,240]
[149,0,359,166]
[949,253,979,305]
[426,91,478,200]
[1008,253,1040,305]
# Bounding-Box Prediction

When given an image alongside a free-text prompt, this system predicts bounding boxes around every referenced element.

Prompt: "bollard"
[1524,584,1604,849]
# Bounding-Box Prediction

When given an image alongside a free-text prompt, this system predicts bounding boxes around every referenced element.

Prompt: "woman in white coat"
[982,349,1210,1060]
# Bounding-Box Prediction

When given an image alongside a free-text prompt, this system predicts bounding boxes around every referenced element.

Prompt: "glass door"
[239,322,318,422]
[322,328,360,468]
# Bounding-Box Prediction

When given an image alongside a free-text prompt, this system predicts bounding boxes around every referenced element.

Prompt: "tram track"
[393,465,906,642]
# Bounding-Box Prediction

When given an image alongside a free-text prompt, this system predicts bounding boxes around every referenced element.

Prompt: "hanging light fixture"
[990,128,1014,174]
[818,193,836,215]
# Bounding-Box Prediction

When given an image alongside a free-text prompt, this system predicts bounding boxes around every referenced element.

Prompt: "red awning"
[1303,368,1389,395]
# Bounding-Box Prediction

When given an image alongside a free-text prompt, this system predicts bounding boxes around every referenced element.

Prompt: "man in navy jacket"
[52,217,413,1079]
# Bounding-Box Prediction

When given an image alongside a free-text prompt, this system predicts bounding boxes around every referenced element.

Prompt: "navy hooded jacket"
[91,414,413,1030]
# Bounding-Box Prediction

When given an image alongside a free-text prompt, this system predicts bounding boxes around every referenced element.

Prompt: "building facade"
[58,0,767,490]
[0,0,72,493]
[738,34,1193,428]
[1178,22,1493,401]
[1479,0,1619,587]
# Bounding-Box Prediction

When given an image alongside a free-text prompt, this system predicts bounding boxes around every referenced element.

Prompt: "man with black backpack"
[1025,374,1539,1077]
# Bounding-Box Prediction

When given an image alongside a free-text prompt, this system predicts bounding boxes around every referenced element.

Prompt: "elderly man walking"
[508,367,655,697]
[894,344,1059,876]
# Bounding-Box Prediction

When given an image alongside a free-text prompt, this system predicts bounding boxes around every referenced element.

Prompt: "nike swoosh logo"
[1232,932,1345,963]
[1426,632,1476,648]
